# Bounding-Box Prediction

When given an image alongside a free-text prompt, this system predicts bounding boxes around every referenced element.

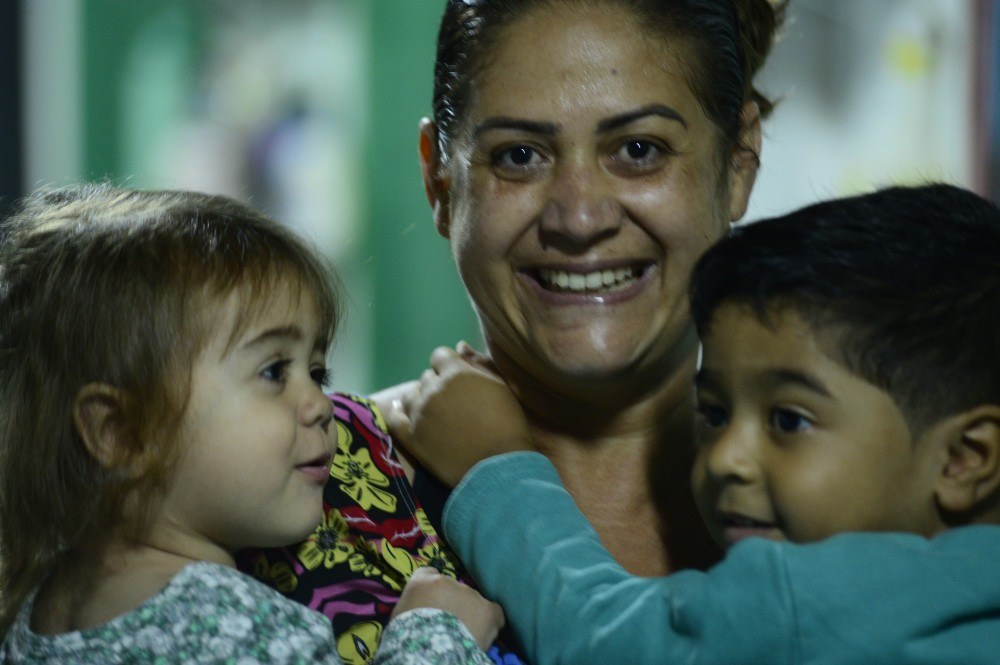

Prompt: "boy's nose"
[701,426,759,485]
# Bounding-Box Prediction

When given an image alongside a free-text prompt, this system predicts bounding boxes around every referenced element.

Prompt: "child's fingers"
[395,566,506,651]
[429,345,463,373]
[384,398,414,445]
[455,341,500,377]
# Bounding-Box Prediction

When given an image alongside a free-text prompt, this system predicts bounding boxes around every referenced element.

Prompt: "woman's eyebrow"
[473,116,560,137]
[596,104,688,132]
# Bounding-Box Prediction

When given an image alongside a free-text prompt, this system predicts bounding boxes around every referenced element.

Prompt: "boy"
[391,184,1000,663]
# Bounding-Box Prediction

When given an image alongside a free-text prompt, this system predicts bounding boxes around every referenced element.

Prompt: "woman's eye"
[492,145,543,171]
[696,403,728,429]
[260,360,290,385]
[311,367,332,388]
[771,408,812,434]
[613,139,665,165]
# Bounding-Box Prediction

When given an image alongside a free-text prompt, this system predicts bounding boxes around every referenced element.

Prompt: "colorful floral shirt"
[238,393,528,665]
[1,562,491,665]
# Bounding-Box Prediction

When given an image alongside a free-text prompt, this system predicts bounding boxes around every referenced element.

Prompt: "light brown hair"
[0,183,341,635]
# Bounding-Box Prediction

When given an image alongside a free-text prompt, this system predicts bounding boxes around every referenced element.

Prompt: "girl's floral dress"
[238,394,528,665]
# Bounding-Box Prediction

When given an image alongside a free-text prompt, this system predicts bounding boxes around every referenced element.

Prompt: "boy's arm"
[442,453,797,665]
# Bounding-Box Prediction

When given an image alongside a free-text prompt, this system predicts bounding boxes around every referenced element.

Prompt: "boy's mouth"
[718,512,780,545]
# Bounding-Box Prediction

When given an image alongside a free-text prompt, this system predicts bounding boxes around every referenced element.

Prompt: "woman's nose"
[539,161,624,247]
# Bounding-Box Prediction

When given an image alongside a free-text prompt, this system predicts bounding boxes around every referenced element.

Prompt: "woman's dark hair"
[431,0,786,156]
[690,183,1000,433]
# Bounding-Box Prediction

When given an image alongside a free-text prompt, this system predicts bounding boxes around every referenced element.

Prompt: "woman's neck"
[497,344,722,575]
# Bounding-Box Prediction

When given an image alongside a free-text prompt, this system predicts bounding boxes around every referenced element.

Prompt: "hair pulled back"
[431,0,786,156]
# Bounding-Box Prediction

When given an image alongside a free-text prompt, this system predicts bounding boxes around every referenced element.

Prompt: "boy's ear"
[73,383,131,469]
[419,117,453,239]
[934,405,1000,515]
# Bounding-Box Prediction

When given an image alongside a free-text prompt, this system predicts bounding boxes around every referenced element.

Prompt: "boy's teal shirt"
[444,452,1000,664]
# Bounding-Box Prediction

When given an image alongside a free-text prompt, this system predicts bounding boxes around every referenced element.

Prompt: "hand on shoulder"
[386,344,534,487]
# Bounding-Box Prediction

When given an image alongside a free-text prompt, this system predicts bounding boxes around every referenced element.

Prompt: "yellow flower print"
[336,620,382,665]
[250,555,298,594]
[381,539,419,581]
[416,541,459,579]
[414,508,440,538]
[345,539,410,591]
[332,422,397,512]
[297,510,355,571]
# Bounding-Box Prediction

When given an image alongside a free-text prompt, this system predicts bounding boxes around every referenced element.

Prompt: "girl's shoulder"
[2,562,336,664]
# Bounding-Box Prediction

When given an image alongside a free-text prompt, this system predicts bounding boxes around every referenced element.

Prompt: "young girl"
[0,184,501,664]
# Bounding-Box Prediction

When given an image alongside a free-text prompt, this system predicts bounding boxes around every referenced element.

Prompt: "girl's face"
[155,281,333,560]
[425,2,759,392]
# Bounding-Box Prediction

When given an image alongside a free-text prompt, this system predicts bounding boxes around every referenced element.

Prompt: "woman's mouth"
[534,264,650,294]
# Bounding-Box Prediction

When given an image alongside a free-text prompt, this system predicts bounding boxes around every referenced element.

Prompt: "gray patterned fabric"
[1,562,492,665]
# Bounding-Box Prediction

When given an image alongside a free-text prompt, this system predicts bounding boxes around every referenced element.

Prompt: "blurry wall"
[11,0,1000,394]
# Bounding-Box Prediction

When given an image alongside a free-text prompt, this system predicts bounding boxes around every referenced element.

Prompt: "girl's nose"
[301,381,334,432]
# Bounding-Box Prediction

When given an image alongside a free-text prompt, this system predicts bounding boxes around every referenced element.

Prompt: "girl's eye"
[311,367,332,388]
[260,360,290,385]
[695,403,728,429]
[770,408,812,434]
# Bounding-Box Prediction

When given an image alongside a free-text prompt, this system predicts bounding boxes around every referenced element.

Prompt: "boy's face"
[691,303,946,549]
[155,281,334,558]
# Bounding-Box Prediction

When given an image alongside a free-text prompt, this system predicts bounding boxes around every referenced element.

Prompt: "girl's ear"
[419,117,453,239]
[934,406,1000,516]
[73,383,130,469]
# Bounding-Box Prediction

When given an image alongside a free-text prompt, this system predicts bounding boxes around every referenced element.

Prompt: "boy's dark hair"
[690,183,1000,433]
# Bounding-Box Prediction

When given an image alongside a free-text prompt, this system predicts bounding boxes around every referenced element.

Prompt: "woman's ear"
[419,118,453,239]
[934,406,1000,516]
[727,101,762,222]
[73,383,130,469]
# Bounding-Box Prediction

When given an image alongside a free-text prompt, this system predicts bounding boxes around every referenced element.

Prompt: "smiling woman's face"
[432,2,755,391]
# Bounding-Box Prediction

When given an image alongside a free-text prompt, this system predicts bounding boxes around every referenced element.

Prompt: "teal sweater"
[443,452,1000,664]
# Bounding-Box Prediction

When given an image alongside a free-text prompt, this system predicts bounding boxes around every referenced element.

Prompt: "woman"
[239,1,784,662]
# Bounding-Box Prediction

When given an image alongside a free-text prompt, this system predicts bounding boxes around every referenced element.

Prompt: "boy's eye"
[260,360,290,385]
[695,403,728,429]
[770,408,812,434]
[311,367,332,388]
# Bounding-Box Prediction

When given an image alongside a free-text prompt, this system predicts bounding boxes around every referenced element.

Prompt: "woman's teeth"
[538,267,639,293]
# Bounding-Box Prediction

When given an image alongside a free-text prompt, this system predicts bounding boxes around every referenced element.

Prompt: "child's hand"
[387,344,534,486]
[392,567,505,651]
